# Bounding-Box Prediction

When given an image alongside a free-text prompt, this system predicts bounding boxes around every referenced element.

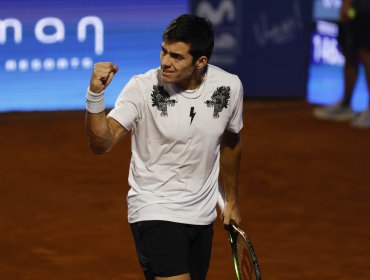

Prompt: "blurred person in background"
[313,0,370,128]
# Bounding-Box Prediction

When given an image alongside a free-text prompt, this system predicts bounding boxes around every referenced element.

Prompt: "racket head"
[228,223,262,280]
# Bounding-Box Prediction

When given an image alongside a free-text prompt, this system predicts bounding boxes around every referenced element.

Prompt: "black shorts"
[130,220,213,280]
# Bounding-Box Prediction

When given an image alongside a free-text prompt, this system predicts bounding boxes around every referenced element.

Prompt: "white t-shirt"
[108,64,244,225]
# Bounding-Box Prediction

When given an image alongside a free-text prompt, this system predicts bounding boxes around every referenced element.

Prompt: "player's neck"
[176,66,207,92]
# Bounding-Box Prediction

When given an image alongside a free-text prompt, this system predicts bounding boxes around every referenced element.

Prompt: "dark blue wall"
[191,0,313,98]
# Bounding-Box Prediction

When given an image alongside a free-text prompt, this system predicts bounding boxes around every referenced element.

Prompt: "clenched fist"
[89,62,119,93]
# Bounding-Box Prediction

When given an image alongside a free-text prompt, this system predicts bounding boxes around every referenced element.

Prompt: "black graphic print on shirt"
[205,86,231,118]
[151,85,177,116]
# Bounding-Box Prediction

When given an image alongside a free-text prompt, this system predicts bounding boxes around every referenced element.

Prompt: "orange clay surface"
[1,100,370,279]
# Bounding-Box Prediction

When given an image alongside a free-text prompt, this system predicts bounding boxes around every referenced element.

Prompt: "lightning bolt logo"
[189,107,196,125]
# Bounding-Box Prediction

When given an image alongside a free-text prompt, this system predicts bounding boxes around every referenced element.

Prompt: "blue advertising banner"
[0,0,187,112]
[191,0,313,98]
[193,0,243,69]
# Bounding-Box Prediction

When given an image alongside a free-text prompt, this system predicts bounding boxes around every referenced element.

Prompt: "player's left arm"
[220,130,242,226]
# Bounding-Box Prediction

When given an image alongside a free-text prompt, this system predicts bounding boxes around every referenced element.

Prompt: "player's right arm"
[85,62,128,154]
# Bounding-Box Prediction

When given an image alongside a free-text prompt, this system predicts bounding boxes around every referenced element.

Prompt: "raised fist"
[89,62,119,93]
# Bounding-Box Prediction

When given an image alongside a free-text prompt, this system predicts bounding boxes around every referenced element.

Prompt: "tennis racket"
[218,191,262,280]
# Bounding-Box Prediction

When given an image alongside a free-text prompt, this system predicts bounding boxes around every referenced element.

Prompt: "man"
[85,14,244,280]
[313,0,370,128]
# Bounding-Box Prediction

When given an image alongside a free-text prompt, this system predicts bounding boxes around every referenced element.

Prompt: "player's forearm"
[86,111,114,154]
[85,62,120,154]
[220,132,242,205]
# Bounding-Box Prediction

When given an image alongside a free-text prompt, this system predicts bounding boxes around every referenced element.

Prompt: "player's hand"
[89,62,119,93]
[221,200,241,229]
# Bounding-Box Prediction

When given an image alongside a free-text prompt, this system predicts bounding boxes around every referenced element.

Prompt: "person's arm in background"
[220,130,242,226]
[85,62,127,154]
[340,0,353,21]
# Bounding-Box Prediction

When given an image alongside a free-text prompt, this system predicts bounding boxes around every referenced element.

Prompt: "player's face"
[160,41,204,90]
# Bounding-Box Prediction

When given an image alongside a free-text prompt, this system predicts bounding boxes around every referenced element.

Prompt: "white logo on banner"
[196,1,235,25]
[0,16,103,72]
[195,0,242,66]
[253,1,303,46]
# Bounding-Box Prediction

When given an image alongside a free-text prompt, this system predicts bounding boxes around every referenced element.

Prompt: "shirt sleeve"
[226,77,244,133]
[107,77,143,131]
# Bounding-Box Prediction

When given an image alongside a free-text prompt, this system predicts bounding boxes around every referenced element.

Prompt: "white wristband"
[86,88,105,113]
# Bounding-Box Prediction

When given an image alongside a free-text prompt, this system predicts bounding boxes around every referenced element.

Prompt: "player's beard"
[160,67,197,89]
[161,69,176,83]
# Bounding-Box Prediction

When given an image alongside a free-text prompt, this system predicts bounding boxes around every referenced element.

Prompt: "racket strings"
[236,235,255,280]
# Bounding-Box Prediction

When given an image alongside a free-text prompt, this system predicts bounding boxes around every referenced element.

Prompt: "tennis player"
[85,14,244,280]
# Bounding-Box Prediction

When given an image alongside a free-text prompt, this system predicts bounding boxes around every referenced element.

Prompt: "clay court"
[1,100,370,279]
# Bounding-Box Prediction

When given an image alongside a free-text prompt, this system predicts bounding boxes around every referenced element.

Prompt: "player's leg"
[187,224,213,280]
[130,221,194,280]
[156,273,190,280]
[130,221,156,280]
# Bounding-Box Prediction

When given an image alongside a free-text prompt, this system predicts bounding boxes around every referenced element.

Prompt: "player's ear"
[195,56,208,69]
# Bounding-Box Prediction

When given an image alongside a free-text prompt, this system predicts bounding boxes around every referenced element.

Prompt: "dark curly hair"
[162,14,214,62]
